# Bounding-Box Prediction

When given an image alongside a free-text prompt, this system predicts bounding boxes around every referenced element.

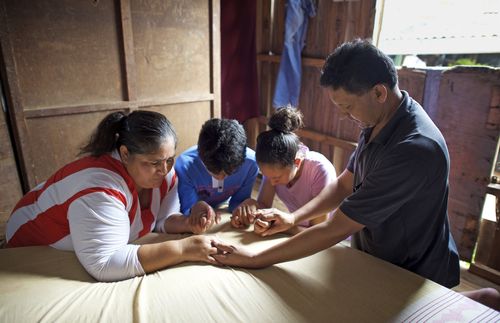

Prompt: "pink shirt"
[267,148,337,227]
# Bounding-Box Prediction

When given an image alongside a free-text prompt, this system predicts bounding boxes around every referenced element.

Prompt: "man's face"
[326,87,381,129]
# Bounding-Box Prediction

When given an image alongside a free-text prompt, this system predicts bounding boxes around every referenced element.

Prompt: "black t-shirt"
[340,91,460,288]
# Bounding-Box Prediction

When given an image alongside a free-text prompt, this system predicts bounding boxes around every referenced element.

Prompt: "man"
[175,118,259,234]
[214,39,460,288]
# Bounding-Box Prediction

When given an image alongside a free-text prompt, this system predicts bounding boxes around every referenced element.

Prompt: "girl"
[232,107,337,235]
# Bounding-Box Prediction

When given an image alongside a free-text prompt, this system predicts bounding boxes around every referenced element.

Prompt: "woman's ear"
[119,145,129,164]
[373,84,388,103]
[294,157,302,168]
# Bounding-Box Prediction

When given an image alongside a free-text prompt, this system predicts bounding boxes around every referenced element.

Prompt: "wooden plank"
[0,0,34,190]
[210,0,221,118]
[131,0,211,101]
[469,262,500,285]
[3,0,123,110]
[24,101,212,184]
[0,99,23,240]
[397,68,426,105]
[147,102,212,156]
[257,116,357,151]
[257,53,325,68]
[23,94,215,119]
[435,68,500,260]
[119,0,138,102]
[297,128,357,151]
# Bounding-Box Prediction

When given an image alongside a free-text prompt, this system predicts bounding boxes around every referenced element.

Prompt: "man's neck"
[369,88,404,142]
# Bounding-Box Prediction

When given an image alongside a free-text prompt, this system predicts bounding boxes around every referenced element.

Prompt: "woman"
[6,111,219,281]
[231,107,337,235]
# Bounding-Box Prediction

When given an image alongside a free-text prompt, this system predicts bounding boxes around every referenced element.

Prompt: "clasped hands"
[189,199,294,267]
[230,198,295,237]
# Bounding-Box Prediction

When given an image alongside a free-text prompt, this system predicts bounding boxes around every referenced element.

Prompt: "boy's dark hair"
[320,38,398,94]
[256,107,303,167]
[80,110,177,157]
[197,118,247,175]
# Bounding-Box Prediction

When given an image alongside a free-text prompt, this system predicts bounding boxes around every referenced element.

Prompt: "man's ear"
[119,145,129,164]
[373,84,388,103]
[294,157,302,168]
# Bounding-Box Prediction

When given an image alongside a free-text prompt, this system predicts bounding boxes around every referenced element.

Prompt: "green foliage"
[447,58,488,67]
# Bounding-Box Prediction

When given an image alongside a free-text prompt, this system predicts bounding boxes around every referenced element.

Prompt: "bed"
[0,214,497,322]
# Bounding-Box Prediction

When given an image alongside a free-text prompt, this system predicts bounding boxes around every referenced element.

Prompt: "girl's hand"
[253,219,270,235]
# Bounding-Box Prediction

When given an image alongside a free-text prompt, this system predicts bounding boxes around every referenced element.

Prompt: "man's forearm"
[292,181,347,224]
[256,221,344,266]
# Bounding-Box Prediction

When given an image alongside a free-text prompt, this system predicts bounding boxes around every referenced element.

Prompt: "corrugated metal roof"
[376,0,500,54]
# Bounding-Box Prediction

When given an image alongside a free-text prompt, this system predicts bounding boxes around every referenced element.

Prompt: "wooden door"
[0,0,220,191]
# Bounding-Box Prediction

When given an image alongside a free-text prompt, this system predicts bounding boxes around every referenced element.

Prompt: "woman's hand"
[189,201,220,234]
[231,198,259,228]
[179,235,220,264]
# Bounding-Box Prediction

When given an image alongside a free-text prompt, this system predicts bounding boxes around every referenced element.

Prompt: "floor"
[250,180,499,293]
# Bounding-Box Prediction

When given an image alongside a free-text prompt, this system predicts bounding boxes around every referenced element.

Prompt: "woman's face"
[259,161,299,186]
[120,139,176,191]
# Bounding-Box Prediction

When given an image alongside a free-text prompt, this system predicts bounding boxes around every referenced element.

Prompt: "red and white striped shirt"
[6,150,180,281]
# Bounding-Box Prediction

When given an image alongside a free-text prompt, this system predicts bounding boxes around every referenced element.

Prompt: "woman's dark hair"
[320,38,398,94]
[80,110,177,157]
[256,107,303,167]
[198,118,247,175]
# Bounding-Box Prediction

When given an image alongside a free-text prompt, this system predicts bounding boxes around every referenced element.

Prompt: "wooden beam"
[257,116,357,151]
[24,94,215,119]
[0,1,34,191]
[119,0,137,103]
[209,0,221,118]
[257,53,325,68]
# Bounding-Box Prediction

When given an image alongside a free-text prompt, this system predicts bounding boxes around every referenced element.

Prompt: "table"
[0,214,497,322]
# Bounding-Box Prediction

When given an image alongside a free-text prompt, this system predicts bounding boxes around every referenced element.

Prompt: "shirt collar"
[369,90,410,146]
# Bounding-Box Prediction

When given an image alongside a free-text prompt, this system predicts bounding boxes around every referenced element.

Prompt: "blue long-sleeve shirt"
[174,146,259,214]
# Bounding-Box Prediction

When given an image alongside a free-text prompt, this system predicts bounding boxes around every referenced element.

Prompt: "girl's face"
[259,160,301,186]
[120,139,176,191]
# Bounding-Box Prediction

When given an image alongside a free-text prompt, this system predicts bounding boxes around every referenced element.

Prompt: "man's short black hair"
[320,38,398,94]
[198,118,247,175]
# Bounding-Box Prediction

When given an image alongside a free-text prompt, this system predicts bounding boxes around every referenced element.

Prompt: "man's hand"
[231,198,259,228]
[189,201,221,234]
[253,208,295,236]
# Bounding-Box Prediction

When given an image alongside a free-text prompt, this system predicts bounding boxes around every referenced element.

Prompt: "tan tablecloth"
[0,215,497,322]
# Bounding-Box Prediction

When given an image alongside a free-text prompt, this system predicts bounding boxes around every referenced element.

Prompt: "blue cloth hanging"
[273,0,316,108]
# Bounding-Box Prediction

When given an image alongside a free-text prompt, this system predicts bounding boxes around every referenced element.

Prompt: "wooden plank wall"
[0,0,220,191]
[256,0,377,175]
[0,102,23,240]
[398,67,500,260]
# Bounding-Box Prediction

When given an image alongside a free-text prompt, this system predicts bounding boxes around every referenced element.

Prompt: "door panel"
[0,0,220,189]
